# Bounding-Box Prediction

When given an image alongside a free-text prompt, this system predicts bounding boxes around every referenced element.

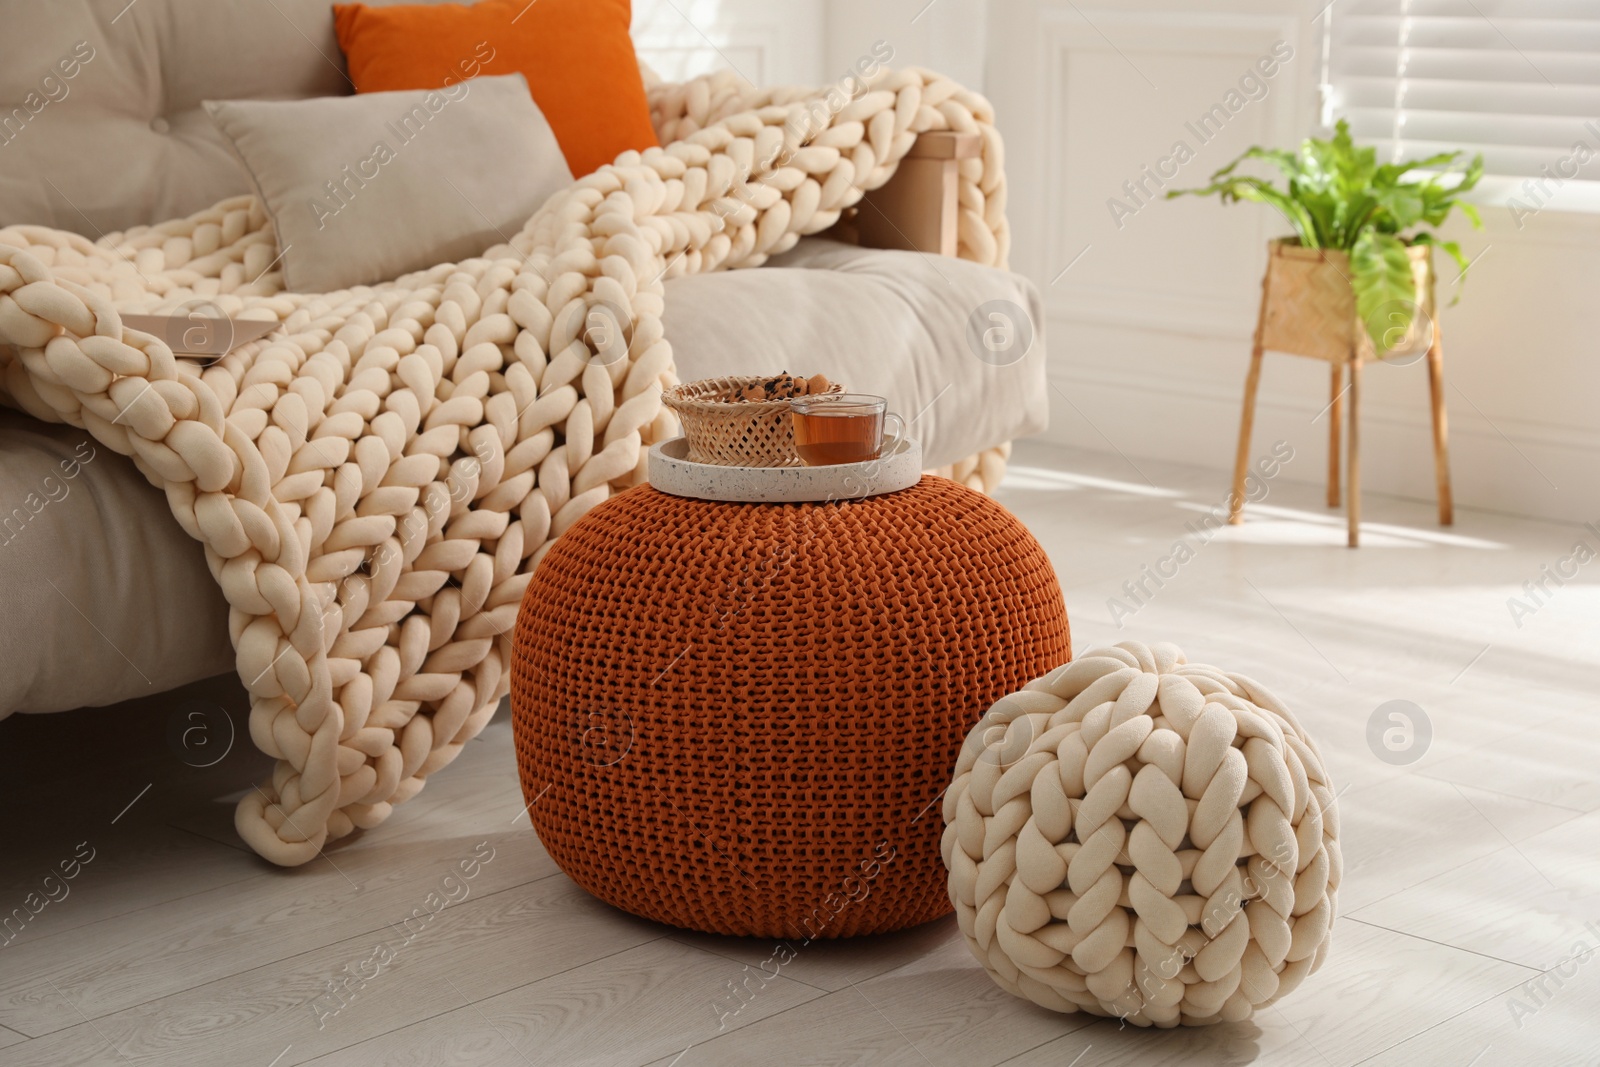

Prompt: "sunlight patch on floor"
[1173,500,1513,550]
[1002,465,1185,498]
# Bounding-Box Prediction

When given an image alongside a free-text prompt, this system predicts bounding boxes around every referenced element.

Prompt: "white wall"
[631,0,983,93]
[632,0,826,86]
[821,0,988,92]
[985,0,1600,523]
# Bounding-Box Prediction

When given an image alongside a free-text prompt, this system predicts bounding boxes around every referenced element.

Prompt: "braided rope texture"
[0,68,1012,865]
[942,642,1341,1026]
[509,477,1071,938]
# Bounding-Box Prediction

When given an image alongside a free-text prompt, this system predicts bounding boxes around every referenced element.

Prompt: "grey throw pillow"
[204,74,570,292]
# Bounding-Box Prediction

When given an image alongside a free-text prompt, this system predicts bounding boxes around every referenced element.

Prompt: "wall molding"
[1043,359,1593,523]
[1034,7,1301,339]
[1052,283,1257,341]
[1050,357,1600,455]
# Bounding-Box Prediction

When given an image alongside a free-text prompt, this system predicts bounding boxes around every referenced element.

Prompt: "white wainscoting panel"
[1038,12,1302,340]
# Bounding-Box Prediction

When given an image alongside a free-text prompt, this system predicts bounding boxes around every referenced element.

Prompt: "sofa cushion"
[666,239,1048,471]
[0,411,234,716]
[204,74,571,292]
[334,0,659,178]
[0,0,354,235]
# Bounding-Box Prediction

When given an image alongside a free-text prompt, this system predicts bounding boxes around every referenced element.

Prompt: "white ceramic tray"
[648,435,922,503]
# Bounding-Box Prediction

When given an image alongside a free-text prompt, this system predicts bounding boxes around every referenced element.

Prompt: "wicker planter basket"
[1260,237,1434,362]
[662,375,845,467]
[1235,235,1451,550]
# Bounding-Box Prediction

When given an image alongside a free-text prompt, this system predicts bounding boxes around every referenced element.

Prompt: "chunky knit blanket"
[0,68,1010,865]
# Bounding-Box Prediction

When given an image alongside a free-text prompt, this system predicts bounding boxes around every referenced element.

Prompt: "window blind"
[1329,0,1600,186]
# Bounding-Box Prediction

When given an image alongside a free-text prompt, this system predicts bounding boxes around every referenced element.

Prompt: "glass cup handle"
[882,412,906,455]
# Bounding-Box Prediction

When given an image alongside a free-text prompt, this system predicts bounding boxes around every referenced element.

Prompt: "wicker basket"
[662,375,845,467]
[1260,238,1434,362]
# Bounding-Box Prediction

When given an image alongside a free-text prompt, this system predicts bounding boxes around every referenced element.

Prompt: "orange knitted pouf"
[510,476,1071,938]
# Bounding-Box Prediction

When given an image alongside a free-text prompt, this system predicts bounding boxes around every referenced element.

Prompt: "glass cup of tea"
[790,393,905,466]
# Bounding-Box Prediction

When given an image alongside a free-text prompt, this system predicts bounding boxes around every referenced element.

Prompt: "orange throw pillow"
[333,0,658,178]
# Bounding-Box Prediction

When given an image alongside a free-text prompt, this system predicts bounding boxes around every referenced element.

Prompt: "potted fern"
[1169,120,1483,355]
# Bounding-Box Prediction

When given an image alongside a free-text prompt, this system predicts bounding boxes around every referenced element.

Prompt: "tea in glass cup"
[790,393,905,466]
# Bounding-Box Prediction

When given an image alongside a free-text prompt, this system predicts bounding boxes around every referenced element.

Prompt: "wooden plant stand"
[1229,238,1453,547]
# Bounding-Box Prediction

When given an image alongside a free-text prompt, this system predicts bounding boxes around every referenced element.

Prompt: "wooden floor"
[3,441,1597,1066]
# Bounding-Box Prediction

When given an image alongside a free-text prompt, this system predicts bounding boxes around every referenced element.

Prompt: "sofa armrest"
[853,131,983,257]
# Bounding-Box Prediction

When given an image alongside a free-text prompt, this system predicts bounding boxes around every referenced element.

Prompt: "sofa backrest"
[0,0,425,236]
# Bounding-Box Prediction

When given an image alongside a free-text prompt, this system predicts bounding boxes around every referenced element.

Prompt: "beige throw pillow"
[204,74,570,292]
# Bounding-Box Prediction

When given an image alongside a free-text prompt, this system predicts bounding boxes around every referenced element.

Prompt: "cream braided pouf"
[941,642,1341,1026]
[0,65,1014,865]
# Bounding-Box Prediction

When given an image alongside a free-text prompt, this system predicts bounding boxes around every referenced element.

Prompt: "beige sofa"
[0,0,1046,718]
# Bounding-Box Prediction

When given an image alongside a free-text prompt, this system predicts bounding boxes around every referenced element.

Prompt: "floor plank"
[666,915,961,994]
[1419,706,1600,814]
[1351,810,1600,971]
[1358,939,1600,1066]
[675,931,1085,1066]
[1332,774,1582,913]
[0,877,663,1067]
[0,828,557,1036]
[301,937,825,1067]
[0,825,261,947]
[998,918,1536,1067]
